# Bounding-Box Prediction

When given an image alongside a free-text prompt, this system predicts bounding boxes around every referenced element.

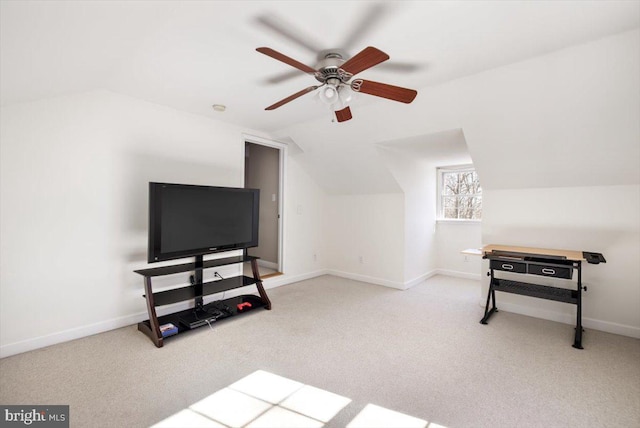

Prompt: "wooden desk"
[479,244,605,349]
[482,244,585,261]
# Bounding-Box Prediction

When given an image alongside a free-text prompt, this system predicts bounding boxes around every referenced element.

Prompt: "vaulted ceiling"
[2,1,638,133]
[2,1,638,194]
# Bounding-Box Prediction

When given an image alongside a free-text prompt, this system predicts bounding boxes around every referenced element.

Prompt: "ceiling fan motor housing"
[315,53,352,83]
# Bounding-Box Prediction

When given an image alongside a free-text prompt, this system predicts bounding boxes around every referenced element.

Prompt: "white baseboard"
[326,269,406,289]
[435,269,482,281]
[0,270,330,359]
[257,259,279,270]
[481,299,640,339]
[5,268,636,358]
[262,270,328,288]
[583,317,640,339]
[404,271,438,289]
[324,269,473,290]
[0,312,148,359]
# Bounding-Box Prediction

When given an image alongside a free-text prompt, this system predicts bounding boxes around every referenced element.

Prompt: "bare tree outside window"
[439,168,482,219]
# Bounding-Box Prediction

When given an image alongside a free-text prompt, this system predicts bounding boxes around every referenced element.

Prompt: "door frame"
[242,133,287,274]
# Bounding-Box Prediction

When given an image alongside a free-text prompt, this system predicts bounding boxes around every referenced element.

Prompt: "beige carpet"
[1,275,639,427]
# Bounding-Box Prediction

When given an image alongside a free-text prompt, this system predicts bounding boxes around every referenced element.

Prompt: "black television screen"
[148,182,259,263]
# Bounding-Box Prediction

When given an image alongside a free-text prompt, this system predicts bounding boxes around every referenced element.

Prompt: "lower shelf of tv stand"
[138,294,266,346]
[145,275,258,307]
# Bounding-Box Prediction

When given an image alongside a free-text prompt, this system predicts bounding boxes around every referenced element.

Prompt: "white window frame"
[436,165,482,223]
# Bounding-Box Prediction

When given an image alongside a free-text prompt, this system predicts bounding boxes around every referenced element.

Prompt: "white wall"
[280,30,639,193]
[460,30,639,191]
[482,185,640,337]
[0,90,327,356]
[278,154,328,280]
[376,147,436,285]
[2,29,638,357]
[460,31,640,337]
[435,222,482,279]
[324,193,405,288]
[378,129,482,285]
[277,29,639,337]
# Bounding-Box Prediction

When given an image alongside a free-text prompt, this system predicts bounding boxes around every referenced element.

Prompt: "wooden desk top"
[482,244,585,261]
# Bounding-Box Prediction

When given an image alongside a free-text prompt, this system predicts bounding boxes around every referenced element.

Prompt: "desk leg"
[573,262,584,349]
[480,271,498,324]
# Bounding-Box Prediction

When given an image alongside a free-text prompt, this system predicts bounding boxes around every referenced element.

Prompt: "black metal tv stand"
[479,245,605,349]
[134,254,271,347]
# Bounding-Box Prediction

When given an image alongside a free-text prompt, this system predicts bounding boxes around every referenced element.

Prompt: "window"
[437,166,482,220]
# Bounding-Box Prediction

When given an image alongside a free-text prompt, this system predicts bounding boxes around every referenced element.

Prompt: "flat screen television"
[148,182,260,263]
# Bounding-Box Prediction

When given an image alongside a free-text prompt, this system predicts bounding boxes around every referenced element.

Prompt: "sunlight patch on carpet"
[151,370,444,428]
[346,403,428,428]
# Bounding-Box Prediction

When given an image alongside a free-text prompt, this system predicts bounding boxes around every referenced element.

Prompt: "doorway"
[244,140,283,279]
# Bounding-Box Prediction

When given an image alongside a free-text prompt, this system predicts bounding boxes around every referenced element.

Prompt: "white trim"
[478,299,640,339]
[242,133,286,150]
[436,164,482,220]
[583,317,640,339]
[242,134,288,275]
[257,259,279,270]
[0,270,325,358]
[435,269,482,281]
[421,270,640,339]
[437,163,477,171]
[404,270,439,289]
[436,219,482,225]
[324,269,475,290]
[5,269,637,358]
[326,270,406,290]
[262,270,328,289]
[279,147,286,274]
[0,312,148,358]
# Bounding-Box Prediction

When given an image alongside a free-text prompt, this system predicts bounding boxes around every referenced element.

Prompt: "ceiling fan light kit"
[318,80,339,104]
[256,45,418,123]
[338,85,353,104]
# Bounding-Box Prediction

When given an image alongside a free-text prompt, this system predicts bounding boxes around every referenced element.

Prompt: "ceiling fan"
[256,46,418,123]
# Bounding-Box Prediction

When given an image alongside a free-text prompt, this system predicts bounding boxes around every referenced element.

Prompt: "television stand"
[134,255,271,347]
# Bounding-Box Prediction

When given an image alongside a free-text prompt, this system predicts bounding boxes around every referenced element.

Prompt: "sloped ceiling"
[280,30,640,193]
[1,1,639,194]
[377,129,471,168]
[2,1,638,131]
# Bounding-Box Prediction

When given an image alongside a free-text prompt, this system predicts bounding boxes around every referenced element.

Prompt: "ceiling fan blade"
[265,86,318,110]
[263,69,304,85]
[340,46,389,76]
[340,3,388,51]
[335,106,353,122]
[376,61,424,73]
[256,47,317,74]
[352,79,417,103]
[256,14,323,54]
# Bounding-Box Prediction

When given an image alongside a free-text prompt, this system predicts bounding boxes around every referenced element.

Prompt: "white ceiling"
[1,1,639,133]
